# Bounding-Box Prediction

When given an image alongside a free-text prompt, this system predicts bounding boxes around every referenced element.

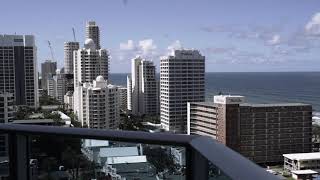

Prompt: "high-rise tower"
[0,35,38,108]
[160,50,205,133]
[41,60,57,90]
[73,39,109,88]
[64,42,79,74]
[127,57,159,116]
[86,21,100,49]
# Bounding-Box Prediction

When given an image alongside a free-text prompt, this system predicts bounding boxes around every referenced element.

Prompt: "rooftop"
[291,170,319,175]
[283,152,320,160]
[106,155,147,165]
[99,146,139,157]
[241,103,310,107]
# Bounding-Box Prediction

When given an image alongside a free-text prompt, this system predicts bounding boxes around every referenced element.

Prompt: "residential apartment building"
[73,76,120,129]
[41,60,57,90]
[74,39,109,88]
[0,92,14,162]
[118,86,127,112]
[86,21,100,49]
[127,76,132,111]
[187,95,312,163]
[127,57,159,116]
[47,69,66,103]
[0,92,14,124]
[160,50,205,133]
[0,35,38,108]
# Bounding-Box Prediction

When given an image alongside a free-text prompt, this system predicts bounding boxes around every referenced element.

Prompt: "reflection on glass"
[29,135,186,180]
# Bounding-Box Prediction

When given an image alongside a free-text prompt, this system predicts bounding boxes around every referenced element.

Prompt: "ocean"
[109,72,320,112]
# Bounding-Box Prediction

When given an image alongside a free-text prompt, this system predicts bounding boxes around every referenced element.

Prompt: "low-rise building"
[284,152,320,172]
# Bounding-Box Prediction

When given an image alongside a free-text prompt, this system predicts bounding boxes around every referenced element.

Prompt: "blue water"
[109,72,320,111]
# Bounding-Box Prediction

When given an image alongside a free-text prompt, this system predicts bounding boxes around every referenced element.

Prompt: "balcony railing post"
[186,146,208,180]
[9,133,29,180]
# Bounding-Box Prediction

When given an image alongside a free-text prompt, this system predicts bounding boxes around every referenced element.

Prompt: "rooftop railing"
[0,124,278,180]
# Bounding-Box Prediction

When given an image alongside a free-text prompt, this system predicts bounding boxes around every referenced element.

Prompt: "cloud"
[138,39,157,55]
[120,40,135,50]
[167,40,182,55]
[305,13,320,36]
[268,34,281,45]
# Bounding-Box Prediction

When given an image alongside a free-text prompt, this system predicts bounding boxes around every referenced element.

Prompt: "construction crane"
[72,28,77,42]
[47,41,55,61]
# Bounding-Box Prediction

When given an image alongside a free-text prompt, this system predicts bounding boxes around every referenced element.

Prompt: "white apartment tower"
[86,21,100,49]
[47,69,66,103]
[64,42,79,74]
[74,39,109,88]
[127,57,159,116]
[118,86,127,111]
[127,76,132,111]
[160,50,205,133]
[73,76,120,129]
[0,35,38,108]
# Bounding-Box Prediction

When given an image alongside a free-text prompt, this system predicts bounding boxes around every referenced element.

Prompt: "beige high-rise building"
[74,39,109,88]
[73,76,120,129]
[127,57,159,116]
[160,50,205,133]
[187,95,312,164]
[86,21,100,49]
[0,35,38,108]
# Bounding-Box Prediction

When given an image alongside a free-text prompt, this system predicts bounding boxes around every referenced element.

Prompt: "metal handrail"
[0,124,279,180]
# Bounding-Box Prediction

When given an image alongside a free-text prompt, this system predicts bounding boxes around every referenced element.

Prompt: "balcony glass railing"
[0,124,278,180]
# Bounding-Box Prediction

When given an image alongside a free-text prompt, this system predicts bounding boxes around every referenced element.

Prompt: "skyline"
[1,0,320,72]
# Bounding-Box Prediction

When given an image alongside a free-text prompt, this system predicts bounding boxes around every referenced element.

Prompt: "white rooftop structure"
[83,139,109,148]
[283,152,320,161]
[106,155,147,165]
[99,146,139,157]
[291,170,319,175]
[214,95,245,105]
[53,111,71,125]
[84,38,96,50]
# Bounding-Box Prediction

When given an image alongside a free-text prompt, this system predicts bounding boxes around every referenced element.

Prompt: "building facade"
[64,91,73,110]
[0,92,14,124]
[118,86,127,112]
[0,35,38,108]
[0,92,14,162]
[187,95,313,164]
[86,21,100,49]
[47,69,66,103]
[74,39,109,88]
[284,152,320,172]
[128,57,159,116]
[73,76,120,129]
[64,42,79,74]
[41,60,57,90]
[160,50,205,133]
[127,76,132,111]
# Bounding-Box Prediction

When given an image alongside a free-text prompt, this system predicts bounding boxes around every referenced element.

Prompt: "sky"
[1,0,320,72]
